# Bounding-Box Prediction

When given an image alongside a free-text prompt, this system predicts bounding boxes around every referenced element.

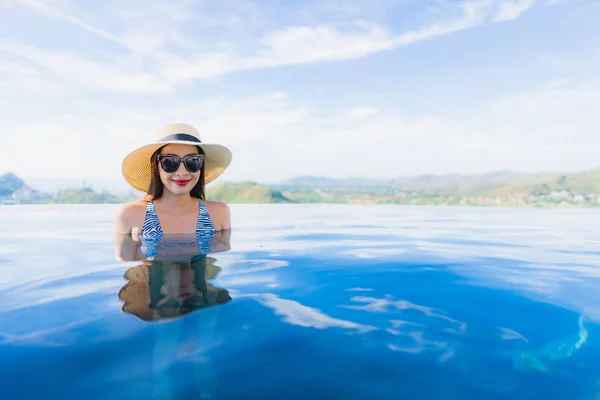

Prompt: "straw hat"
[122,123,233,192]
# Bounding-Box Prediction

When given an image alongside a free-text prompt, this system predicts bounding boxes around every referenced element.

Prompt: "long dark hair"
[145,145,206,201]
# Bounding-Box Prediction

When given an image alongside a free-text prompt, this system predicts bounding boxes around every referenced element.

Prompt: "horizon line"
[5,164,599,183]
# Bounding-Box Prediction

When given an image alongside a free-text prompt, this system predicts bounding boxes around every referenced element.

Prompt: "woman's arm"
[210,229,231,253]
[205,200,231,231]
[113,202,146,262]
[114,233,145,262]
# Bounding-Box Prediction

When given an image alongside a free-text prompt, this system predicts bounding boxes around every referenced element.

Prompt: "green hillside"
[207,181,294,203]
[49,187,123,204]
[278,168,600,197]
[488,168,600,196]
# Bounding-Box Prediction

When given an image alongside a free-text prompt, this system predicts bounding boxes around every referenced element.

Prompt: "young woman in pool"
[114,123,232,261]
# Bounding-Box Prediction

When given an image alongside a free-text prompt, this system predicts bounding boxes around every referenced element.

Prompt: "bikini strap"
[141,200,163,240]
[198,199,215,232]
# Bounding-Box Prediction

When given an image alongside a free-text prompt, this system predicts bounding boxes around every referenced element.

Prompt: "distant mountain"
[0,173,138,204]
[207,181,294,203]
[0,173,24,197]
[390,171,533,195]
[21,177,133,194]
[277,168,600,196]
[276,171,534,193]
[277,175,390,189]
[387,168,600,196]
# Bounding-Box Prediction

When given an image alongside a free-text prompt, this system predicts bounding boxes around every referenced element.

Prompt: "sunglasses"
[157,154,204,173]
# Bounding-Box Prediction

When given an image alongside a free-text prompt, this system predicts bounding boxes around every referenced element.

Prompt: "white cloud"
[114,0,206,54]
[447,89,600,170]
[0,92,315,179]
[0,0,17,8]
[254,21,397,64]
[1,0,548,92]
[536,76,573,90]
[17,0,124,44]
[13,0,200,56]
[494,0,537,22]
[0,60,67,97]
[150,21,399,85]
[340,106,381,119]
[2,76,599,181]
[0,39,172,93]
[164,1,532,80]
[396,0,494,45]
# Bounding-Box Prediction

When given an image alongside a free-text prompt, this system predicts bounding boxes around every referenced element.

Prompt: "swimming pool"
[1,204,599,399]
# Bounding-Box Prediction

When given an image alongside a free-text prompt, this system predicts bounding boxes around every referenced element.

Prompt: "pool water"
[0,204,599,399]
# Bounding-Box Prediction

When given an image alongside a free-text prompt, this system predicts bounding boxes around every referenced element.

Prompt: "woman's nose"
[174,161,189,176]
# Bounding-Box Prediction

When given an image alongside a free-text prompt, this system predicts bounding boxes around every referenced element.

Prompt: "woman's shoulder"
[203,199,231,230]
[203,199,228,210]
[114,200,149,233]
[119,199,149,215]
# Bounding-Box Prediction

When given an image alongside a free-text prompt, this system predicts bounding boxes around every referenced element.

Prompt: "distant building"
[12,185,35,200]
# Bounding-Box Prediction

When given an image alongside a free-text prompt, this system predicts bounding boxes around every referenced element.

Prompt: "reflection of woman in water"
[119,255,232,321]
[117,250,231,397]
[114,122,233,259]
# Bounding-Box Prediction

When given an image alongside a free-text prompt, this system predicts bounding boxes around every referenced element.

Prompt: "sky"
[0,0,599,187]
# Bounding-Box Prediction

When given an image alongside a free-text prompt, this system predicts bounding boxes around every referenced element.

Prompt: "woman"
[112,124,232,398]
[114,122,233,261]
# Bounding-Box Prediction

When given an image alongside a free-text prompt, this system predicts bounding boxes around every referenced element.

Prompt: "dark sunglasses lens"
[160,156,181,173]
[184,156,202,172]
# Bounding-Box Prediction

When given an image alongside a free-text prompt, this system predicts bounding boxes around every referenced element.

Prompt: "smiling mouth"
[172,180,191,186]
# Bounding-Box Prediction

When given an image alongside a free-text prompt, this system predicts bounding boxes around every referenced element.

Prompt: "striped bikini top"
[140,199,215,260]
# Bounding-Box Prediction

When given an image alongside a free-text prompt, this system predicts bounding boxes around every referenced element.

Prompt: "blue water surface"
[0,204,599,399]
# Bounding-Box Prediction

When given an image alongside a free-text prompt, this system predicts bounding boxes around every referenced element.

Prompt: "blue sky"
[1,0,599,185]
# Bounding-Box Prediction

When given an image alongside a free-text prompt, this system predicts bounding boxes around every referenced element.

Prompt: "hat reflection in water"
[118,256,232,322]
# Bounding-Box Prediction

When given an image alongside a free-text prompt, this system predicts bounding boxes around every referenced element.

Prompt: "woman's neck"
[154,192,196,213]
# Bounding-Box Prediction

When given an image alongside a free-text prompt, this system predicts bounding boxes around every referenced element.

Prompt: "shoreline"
[2,201,598,209]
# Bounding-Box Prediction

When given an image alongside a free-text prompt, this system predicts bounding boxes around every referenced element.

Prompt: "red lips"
[172,180,191,187]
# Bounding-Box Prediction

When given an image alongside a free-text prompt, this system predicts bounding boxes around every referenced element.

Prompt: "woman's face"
[157,144,203,196]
